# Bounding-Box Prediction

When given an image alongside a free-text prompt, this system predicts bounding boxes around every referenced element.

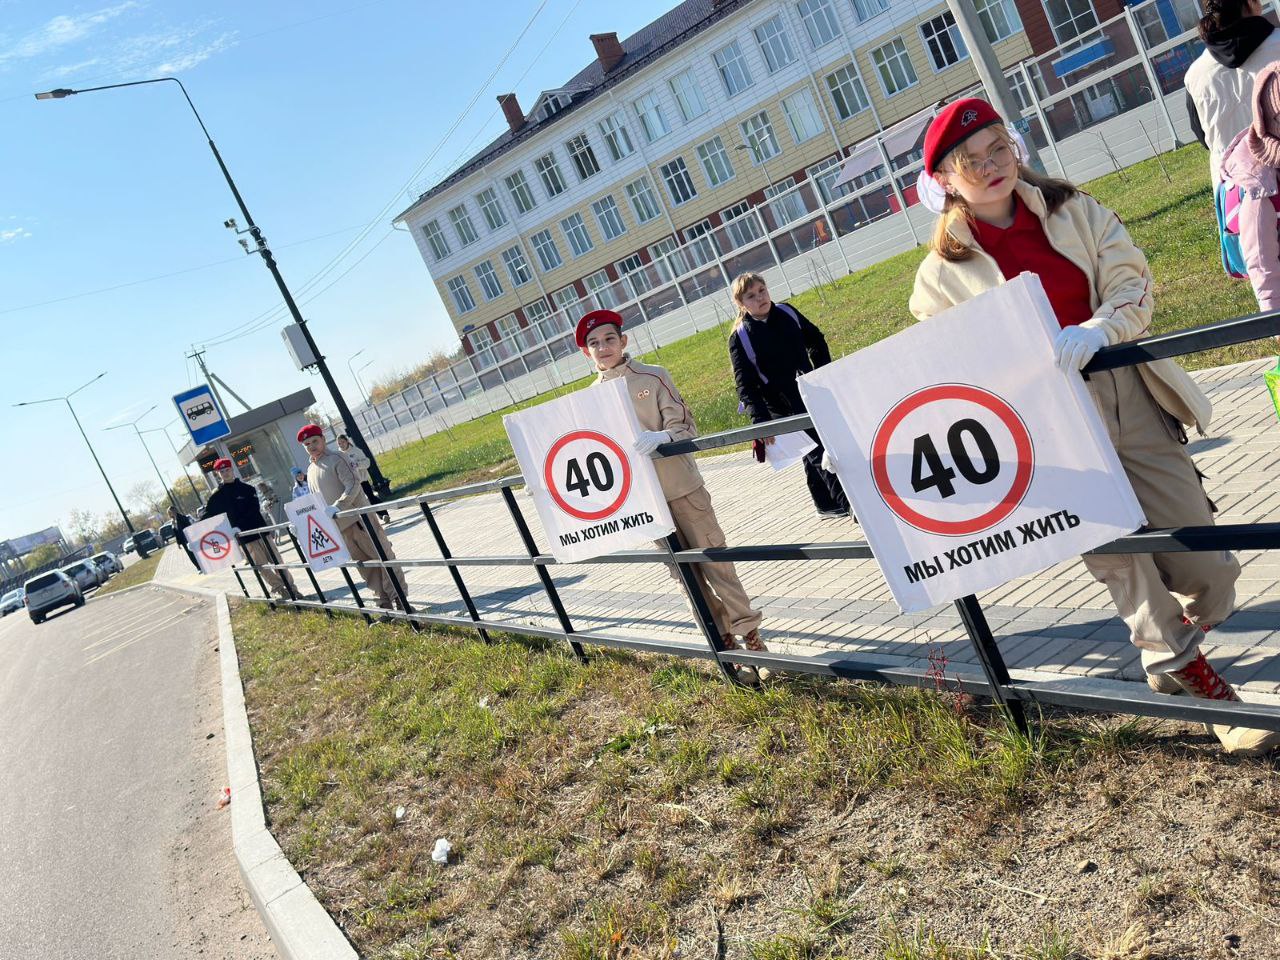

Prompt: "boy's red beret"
[296,424,323,443]
[212,458,233,470]
[575,309,623,348]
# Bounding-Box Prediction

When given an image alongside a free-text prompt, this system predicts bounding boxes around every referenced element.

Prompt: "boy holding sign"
[576,309,768,668]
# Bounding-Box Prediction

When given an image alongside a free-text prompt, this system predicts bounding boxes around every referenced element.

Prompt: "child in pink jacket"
[1221,60,1280,311]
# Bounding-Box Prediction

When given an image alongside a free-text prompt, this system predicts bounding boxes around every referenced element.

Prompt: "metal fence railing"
[235,311,1280,737]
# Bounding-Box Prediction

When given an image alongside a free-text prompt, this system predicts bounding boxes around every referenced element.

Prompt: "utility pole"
[945,0,1046,174]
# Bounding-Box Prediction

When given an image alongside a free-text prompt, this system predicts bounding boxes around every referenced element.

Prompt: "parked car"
[1,589,24,616]
[90,552,123,578]
[61,560,103,592]
[159,522,176,544]
[133,529,161,554]
[24,571,83,624]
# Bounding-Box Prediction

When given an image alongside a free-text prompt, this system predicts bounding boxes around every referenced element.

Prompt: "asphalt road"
[0,583,276,959]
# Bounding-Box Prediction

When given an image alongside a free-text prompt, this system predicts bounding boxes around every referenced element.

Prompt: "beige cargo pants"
[342,515,408,608]
[242,538,297,600]
[1082,366,1240,674]
[658,485,763,638]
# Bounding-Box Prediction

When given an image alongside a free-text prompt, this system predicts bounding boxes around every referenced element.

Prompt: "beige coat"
[596,355,704,500]
[909,181,1212,432]
[306,449,371,532]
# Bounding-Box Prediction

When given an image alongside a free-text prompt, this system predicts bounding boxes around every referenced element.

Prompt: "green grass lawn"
[382,146,1266,500]
[95,550,162,596]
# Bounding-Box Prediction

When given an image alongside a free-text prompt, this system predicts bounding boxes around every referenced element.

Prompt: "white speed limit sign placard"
[799,273,1145,612]
[505,377,675,563]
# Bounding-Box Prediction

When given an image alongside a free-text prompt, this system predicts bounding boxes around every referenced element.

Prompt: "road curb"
[157,581,357,960]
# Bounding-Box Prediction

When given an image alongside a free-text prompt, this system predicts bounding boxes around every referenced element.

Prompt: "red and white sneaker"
[1168,652,1280,757]
[1146,617,1216,695]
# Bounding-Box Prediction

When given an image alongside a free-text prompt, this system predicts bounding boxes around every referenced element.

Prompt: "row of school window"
[420,0,1022,266]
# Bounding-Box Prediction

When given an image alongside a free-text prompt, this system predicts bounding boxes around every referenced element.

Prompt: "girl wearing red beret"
[910,99,1274,756]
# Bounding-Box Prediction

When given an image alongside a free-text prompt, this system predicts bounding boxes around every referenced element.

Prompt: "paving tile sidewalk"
[158,358,1280,699]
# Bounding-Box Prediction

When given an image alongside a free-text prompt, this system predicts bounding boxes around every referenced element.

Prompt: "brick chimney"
[590,32,625,73]
[497,93,525,133]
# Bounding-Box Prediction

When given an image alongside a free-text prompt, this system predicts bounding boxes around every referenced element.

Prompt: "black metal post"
[232,566,250,599]
[236,533,275,610]
[340,565,373,625]
[359,513,415,625]
[500,488,585,661]
[420,501,490,643]
[663,534,741,685]
[287,529,331,618]
[953,594,1029,735]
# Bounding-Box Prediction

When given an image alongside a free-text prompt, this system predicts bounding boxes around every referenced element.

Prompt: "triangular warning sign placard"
[306,513,342,558]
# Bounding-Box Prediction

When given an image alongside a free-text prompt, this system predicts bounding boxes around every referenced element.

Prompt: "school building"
[391,0,1046,367]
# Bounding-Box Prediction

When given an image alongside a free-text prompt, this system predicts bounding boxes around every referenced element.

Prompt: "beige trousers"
[1082,366,1240,674]
[243,538,297,600]
[343,516,408,608]
[657,485,762,638]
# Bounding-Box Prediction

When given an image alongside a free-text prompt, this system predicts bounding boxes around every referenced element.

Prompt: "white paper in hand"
[764,431,817,472]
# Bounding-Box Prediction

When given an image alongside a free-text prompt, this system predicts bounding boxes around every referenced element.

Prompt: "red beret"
[296,424,323,443]
[575,309,623,348]
[923,98,1003,177]
[212,458,233,471]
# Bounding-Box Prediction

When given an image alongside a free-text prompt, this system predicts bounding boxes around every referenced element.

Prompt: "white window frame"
[871,37,918,97]
[530,228,562,271]
[625,176,662,224]
[495,314,521,345]
[1044,0,1099,44]
[615,252,652,297]
[475,260,502,301]
[475,187,507,231]
[825,62,870,120]
[659,156,698,206]
[721,199,763,250]
[583,268,622,309]
[560,212,594,257]
[668,68,708,122]
[421,219,450,261]
[808,154,852,205]
[447,276,476,313]
[632,90,671,144]
[696,135,736,188]
[851,0,889,23]
[501,245,532,286]
[920,12,968,72]
[648,236,681,281]
[598,113,635,162]
[782,88,825,145]
[448,204,478,247]
[591,195,628,241]
[522,298,557,339]
[741,111,781,164]
[714,40,754,97]
[754,15,797,73]
[976,0,1021,43]
[682,219,718,268]
[764,177,806,226]
[504,170,537,214]
[552,284,582,316]
[534,153,568,197]
[565,134,601,182]
[797,0,842,48]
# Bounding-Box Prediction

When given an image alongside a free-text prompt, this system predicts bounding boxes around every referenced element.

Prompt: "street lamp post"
[36,77,393,498]
[142,419,203,506]
[347,348,366,405]
[355,359,376,406]
[106,405,181,513]
[14,373,136,536]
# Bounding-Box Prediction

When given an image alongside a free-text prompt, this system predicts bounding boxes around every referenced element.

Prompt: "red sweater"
[970,196,1093,329]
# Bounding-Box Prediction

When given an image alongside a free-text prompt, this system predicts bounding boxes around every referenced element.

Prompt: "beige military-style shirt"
[306,449,371,531]
[596,355,703,500]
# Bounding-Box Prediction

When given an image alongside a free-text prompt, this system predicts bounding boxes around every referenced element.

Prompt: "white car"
[90,552,123,578]
[60,560,103,592]
[24,571,83,624]
[1,589,24,616]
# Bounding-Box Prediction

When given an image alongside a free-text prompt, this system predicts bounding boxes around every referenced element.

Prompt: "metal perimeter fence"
[235,311,1280,738]
[355,0,1230,452]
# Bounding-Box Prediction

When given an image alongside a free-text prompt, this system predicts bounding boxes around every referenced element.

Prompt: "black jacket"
[1186,17,1276,148]
[728,302,832,423]
[201,479,270,542]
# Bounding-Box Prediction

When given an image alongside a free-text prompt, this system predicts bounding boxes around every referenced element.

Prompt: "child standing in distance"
[1221,61,1280,313]
[728,272,850,519]
[910,98,1274,756]
[577,309,769,672]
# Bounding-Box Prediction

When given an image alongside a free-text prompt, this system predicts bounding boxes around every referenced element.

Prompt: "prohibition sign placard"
[870,383,1034,537]
[199,529,232,560]
[543,429,633,521]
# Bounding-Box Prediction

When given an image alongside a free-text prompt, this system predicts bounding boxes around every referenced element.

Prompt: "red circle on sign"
[870,384,1033,536]
[199,530,231,560]
[544,430,633,521]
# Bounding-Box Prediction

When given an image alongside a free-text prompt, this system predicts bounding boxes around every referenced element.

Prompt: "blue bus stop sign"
[174,385,231,446]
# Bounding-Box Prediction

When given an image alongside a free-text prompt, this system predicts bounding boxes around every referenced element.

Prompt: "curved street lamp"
[106,405,182,513]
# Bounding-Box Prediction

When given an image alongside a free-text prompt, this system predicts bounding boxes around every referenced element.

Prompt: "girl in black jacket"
[728,272,849,517]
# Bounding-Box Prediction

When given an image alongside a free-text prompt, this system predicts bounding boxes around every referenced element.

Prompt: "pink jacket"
[1222,128,1280,310]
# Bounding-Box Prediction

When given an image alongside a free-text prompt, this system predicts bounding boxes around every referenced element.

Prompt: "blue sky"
[0,0,674,544]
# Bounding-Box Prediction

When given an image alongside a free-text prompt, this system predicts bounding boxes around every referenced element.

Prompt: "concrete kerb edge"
[153,580,358,960]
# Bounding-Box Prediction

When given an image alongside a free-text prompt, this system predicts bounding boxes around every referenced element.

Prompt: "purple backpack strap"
[734,302,801,387]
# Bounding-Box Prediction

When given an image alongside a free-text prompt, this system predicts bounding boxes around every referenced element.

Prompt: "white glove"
[1053,325,1108,373]
[326,505,340,518]
[634,430,671,457]
[820,450,836,473]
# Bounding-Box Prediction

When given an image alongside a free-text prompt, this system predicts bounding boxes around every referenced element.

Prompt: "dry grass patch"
[233,604,1280,959]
